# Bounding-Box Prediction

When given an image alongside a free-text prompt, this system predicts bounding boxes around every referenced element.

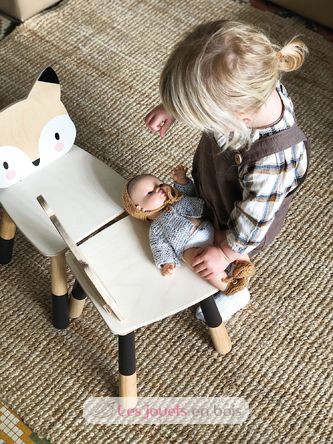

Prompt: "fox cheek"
[6,170,16,180]
[55,142,64,152]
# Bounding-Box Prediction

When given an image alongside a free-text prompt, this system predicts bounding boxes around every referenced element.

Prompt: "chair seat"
[0,145,126,256]
[67,217,216,335]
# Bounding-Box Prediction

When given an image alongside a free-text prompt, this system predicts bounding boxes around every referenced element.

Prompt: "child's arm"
[145,104,175,138]
[227,145,307,254]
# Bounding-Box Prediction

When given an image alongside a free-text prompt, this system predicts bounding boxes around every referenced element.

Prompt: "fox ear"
[37,67,59,84]
[28,66,61,100]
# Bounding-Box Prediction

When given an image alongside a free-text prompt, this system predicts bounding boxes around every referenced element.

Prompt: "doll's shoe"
[196,288,250,322]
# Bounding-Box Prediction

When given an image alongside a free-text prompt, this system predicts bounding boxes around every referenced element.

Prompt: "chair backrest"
[0,66,76,188]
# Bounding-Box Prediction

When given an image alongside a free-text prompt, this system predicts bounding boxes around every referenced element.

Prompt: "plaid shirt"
[215,83,308,254]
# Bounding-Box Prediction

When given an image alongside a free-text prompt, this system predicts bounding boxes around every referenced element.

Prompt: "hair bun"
[277,38,308,72]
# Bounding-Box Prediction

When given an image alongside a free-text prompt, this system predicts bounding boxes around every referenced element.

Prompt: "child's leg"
[214,228,250,262]
[182,247,229,292]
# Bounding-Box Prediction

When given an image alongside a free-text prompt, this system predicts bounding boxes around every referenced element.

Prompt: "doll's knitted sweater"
[149,180,204,268]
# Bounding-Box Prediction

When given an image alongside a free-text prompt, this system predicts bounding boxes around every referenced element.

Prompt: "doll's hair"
[160,20,308,150]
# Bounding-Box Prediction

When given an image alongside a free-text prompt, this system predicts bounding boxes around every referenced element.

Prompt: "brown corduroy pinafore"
[192,124,310,258]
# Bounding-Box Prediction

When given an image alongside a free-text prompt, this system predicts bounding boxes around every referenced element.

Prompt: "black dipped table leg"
[118,332,136,376]
[0,237,15,264]
[200,294,223,327]
[199,294,232,354]
[118,331,137,401]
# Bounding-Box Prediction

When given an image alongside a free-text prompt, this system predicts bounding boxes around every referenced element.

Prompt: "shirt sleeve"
[226,142,308,254]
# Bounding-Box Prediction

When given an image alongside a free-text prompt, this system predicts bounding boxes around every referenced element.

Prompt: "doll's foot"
[196,288,250,322]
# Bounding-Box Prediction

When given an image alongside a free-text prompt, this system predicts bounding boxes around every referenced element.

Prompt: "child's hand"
[161,263,176,276]
[145,104,175,138]
[171,165,189,185]
[192,246,230,279]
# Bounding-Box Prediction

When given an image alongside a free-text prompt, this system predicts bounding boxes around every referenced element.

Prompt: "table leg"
[50,253,69,329]
[118,331,137,407]
[0,210,16,264]
[69,280,87,319]
[200,295,232,355]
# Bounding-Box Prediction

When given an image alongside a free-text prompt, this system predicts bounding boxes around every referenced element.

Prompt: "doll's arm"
[171,165,197,196]
[161,263,176,276]
[149,224,180,271]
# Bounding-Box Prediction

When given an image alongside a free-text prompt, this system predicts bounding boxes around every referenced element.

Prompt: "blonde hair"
[160,20,308,149]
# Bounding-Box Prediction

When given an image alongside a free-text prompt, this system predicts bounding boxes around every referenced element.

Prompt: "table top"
[68,217,217,335]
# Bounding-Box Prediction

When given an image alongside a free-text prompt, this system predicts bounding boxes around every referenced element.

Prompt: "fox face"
[0,67,76,188]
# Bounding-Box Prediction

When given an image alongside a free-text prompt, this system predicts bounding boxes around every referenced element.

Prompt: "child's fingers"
[202,272,215,279]
[144,111,153,125]
[160,119,173,138]
[192,262,207,274]
[192,255,204,268]
[196,268,213,279]
[146,116,163,132]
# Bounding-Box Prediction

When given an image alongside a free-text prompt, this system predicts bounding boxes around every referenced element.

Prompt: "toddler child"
[145,20,310,321]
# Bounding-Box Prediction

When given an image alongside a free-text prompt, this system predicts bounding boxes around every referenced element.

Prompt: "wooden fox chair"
[0,67,125,328]
[0,67,232,402]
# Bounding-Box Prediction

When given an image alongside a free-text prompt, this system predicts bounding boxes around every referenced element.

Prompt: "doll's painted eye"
[3,162,9,169]
[55,132,60,140]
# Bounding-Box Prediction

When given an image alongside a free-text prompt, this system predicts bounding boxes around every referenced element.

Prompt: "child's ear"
[28,66,61,101]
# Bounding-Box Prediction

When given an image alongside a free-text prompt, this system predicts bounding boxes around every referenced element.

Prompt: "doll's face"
[129,174,168,211]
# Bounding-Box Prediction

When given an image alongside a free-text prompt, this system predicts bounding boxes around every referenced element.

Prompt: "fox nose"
[32,158,40,167]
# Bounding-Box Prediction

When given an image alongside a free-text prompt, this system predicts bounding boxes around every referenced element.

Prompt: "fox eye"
[55,132,60,140]
[3,162,9,170]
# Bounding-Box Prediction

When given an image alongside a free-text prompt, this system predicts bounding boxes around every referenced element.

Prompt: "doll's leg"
[182,247,229,292]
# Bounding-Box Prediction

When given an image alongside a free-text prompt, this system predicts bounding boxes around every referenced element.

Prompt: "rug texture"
[0,0,332,443]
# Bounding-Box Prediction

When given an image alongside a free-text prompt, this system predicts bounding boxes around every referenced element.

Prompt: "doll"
[122,165,255,294]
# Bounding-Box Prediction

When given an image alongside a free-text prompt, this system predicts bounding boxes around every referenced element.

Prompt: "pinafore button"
[234,153,242,165]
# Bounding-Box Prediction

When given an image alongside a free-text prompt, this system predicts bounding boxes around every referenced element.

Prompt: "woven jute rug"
[0,0,332,442]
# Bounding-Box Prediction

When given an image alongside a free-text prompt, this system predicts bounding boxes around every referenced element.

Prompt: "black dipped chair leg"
[0,210,16,265]
[50,254,69,330]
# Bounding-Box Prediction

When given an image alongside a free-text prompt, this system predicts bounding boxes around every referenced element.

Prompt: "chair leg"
[0,210,16,265]
[69,280,87,319]
[50,253,69,330]
[118,332,137,407]
[200,295,232,355]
